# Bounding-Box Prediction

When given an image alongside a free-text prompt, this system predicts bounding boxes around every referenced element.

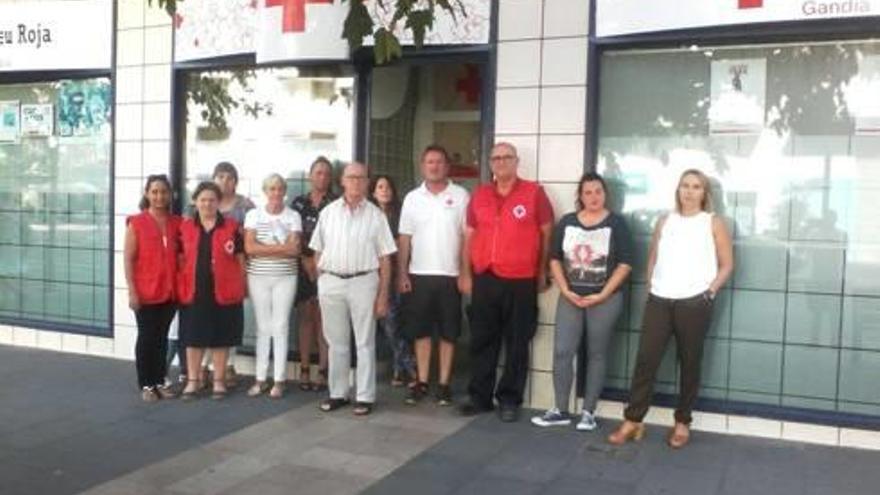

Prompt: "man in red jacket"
[459,142,554,422]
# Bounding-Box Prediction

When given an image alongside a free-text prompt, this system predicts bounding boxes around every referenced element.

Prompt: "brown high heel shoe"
[608,420,646,445]
[667,423,690,449]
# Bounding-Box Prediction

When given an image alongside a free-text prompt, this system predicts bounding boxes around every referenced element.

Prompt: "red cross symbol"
[266,0,332,33]
[738,0,763,8]
[455,64,482,105]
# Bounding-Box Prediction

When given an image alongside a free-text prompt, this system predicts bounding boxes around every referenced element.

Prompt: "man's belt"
[325,270,374,279]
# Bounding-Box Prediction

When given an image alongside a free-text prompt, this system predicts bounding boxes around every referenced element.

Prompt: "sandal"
[668,423,690,449]
[247,381,269,397]
[298,365,312,391]
[180,379,201,401]
[353,402,373,416]
[269,382,285,400]
[319,397,350,412]
[211,380,228,401]
[312,368,328,392]
[225,365,239,389]
[390,371,406,388]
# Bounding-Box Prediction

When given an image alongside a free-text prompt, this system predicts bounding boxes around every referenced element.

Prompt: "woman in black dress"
[178,182,246,400]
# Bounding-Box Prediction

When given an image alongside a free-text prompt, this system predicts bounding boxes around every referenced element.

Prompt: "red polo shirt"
[467,178,553,279]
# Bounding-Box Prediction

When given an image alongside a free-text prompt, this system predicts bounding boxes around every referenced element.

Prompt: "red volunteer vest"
[127,212,181,305]
[177,217,245,306]
[469,180,543,279]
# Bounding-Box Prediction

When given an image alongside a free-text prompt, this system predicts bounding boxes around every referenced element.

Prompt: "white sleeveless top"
[650,211,717,299]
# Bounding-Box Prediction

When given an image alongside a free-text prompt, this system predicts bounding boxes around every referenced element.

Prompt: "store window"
[598,40,880,417]
[0,78,112,332]
[370,62,484,192]
[182,66,355,352]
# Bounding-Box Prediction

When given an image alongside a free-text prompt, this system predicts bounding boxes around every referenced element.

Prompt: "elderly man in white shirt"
[309,161,396,416]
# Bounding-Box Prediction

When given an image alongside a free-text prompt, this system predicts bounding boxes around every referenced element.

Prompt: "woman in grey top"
[531,172,633,431]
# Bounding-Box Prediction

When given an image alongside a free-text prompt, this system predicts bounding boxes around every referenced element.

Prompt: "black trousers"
[134,302,176,388]
[467,272,538,408]
[624,293,714,425]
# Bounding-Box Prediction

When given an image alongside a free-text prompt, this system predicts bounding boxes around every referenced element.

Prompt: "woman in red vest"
[178,181,246,400]
[124,174,181,402]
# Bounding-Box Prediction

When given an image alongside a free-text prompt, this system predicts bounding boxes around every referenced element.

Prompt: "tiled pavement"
[3,344,880,495]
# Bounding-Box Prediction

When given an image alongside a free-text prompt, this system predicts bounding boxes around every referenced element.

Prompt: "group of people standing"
[124,140,733,449]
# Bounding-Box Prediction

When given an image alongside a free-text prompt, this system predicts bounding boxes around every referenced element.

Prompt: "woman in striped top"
[244,174,303,399]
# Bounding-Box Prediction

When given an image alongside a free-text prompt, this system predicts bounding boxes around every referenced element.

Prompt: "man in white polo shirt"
[397,145,470,406]
[310,161,397,416]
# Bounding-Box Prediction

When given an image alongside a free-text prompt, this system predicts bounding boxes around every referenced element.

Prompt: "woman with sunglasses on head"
[608,169,733,449]
[124,175,182,402]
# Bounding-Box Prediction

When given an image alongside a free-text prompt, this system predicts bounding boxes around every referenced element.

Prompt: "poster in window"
[709,58,767,135]
[844,55,880,135]
[0,101,20,142]
[20,104,54,137]
[56,80,111,137]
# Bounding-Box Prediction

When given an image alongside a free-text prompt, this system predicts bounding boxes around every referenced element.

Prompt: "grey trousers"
[553,291,623,413]
[318,271,379,403]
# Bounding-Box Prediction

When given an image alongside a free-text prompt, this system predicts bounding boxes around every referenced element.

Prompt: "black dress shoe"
[499,405,520,423]
[459,399,494,416]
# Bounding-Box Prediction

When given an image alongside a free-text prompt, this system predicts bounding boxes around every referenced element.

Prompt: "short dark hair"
[212,161,239,183]
[191,181,223,202]
[139,174,173,211]
[575,172,609,211]
[421,144,450,163]
[310,156,333,174]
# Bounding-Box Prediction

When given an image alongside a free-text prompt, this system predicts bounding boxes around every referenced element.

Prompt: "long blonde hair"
[675,169,713,213]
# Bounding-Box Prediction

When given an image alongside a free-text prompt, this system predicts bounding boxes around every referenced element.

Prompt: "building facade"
[0,0,879,448]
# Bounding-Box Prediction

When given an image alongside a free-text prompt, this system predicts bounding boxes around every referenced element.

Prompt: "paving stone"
[635,464,723,495]
[541,477,636,495]
[453,475,543,495]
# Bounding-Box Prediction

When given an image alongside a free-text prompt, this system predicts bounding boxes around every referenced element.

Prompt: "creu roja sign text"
[0,23,54,49]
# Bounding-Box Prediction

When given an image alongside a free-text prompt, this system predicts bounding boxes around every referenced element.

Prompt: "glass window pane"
[729,341,782,395]
[838,350,880,406]
[0,78,111,333]
[785,293,841,346]
[787,243,844,294]
[782,345,838,400]
[841,296,880,351]
[731,290,785,342]
[597,39,880,420]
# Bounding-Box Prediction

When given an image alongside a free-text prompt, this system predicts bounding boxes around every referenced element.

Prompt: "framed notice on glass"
[0,100,20,142]
[21,104,54,137]
[709,58,767,135]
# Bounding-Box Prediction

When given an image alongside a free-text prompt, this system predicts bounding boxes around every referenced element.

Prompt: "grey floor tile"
[453,475,543,495]
[636,464,723,495]
[540,477,635,495]
[219,464,373,495]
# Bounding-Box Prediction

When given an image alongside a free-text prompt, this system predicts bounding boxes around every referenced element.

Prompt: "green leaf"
[373,27,402,65]
[342,0,374,51]
[391,0,417,28]
[146,0,179,17]
[404,10,434,49]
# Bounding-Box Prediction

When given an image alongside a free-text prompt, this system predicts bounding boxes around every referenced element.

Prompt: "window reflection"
[598,40,880,416]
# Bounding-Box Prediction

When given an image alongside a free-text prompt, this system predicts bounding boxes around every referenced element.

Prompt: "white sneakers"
[531,407,598,431]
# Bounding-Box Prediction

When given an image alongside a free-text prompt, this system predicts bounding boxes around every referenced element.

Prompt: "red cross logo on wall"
[738,0,763,8]
[266,0,333,33]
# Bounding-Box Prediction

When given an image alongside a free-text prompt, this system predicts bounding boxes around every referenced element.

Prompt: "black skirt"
[179,223,243,348]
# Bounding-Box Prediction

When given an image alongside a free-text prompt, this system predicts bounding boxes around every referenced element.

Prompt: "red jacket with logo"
[127,212,181,305]
[467,179,553,279]
[177,216,245,306]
